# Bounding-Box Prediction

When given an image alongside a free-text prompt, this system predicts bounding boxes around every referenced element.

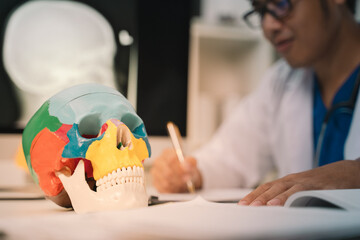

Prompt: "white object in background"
[221,94,243,121]
[0,160,28,188]
[196,93,218,148]
[3,0,117,127]
[187,19,274,150]
[201,0,252,26]
[118,30,134,46]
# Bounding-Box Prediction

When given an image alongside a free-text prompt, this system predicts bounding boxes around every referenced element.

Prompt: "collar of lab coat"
[272,66,314,175]
[297,67,360,162]
[274,63,360,177]
[345,85,360,160]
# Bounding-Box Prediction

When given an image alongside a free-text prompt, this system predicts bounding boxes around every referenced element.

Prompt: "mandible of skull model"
[22,83,151,213]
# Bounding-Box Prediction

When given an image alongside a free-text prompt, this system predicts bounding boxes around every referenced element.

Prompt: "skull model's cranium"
[22,84,151,213]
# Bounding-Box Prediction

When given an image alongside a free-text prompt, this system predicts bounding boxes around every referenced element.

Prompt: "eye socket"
[120,113,138,132]
[78,113,101,138]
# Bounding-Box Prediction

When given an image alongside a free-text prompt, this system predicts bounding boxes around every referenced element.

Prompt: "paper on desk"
[149,188,252,202]
[285,189,360,211]
[0,191,44,200]
[1,196,360,240]
[0,184,45,200]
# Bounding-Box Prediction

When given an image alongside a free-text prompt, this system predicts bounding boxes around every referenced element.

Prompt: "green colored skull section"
[22,101,62,184]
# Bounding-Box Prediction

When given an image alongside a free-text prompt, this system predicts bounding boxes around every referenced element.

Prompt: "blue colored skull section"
[49,83,151,156]
[62,124,104,159]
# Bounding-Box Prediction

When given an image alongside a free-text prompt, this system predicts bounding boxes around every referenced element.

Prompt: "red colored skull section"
[30,124,94,196]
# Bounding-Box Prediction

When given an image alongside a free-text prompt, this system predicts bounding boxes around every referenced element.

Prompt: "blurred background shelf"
[187,18,274,150]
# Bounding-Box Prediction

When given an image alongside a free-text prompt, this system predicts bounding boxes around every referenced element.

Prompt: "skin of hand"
[151,148,202,193]
[238,159,360,206]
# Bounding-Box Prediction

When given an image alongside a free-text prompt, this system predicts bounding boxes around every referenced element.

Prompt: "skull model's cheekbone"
[22,84,151,213]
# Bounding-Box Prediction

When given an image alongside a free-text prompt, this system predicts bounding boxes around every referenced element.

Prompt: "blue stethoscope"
[313,70,360,167]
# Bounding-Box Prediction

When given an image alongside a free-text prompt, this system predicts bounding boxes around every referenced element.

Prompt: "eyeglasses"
[243,0,293,28]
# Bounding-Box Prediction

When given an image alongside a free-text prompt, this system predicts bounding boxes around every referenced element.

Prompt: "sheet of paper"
[0,184,45,200]
[1,196,360,240]
[148,187,252,203]
[285,189,360,211]
[0,191,44,200]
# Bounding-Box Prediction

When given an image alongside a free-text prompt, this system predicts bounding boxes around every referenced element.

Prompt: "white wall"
[201,0,251,26]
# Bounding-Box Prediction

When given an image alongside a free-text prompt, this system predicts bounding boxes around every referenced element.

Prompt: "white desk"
[1,189,360,240]
[1,137,360,240]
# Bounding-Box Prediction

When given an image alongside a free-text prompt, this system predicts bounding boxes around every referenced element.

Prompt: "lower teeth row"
[97,177,143,192]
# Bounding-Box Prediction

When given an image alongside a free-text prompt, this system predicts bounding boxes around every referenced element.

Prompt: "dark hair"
[321,0,357,15]
[250,0,357,15]
[346,0,356,15]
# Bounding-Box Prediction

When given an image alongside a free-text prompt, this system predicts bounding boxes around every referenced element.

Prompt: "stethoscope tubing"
[313,69,360,168]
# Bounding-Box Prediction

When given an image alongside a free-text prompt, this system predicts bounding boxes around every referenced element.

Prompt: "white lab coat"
[194,59,360,189]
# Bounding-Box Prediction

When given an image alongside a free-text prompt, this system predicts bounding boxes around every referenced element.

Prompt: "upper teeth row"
[96,166,144,187]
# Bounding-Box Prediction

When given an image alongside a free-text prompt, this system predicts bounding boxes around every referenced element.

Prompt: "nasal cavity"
[78,114,101,138]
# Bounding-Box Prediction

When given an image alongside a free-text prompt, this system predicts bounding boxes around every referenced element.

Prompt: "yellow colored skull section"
[86,120,149,181]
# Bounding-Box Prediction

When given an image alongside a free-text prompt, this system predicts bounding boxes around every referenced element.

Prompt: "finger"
[152,152,182,177]
[249,181,292,206]
[152,149,175,168]
[151,148,194,193]
[184,156,197,169]
[182,157,196,179]
[151,161,174,192]
[238,182,273,206]
[168,159,186,177]
[156,149,185,175]
[151,169,177,192]
[267,184,306,206]
[151,164,181,188]
[151,159,187,193]
[183,156,202,189]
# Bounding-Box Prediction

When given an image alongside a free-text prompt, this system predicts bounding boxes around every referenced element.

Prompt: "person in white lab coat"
[151,0,360,206]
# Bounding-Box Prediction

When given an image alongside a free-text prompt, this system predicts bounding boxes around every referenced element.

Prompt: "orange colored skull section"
[30,125,94,196]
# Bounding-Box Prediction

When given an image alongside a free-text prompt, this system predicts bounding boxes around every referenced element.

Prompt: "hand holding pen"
[166,122,195,193]
[150,122,202,193]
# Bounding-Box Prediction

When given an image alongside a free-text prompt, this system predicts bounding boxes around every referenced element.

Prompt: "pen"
[166,121,195,193]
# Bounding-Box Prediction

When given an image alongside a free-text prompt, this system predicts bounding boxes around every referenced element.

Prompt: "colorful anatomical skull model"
[22,84,151,213]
